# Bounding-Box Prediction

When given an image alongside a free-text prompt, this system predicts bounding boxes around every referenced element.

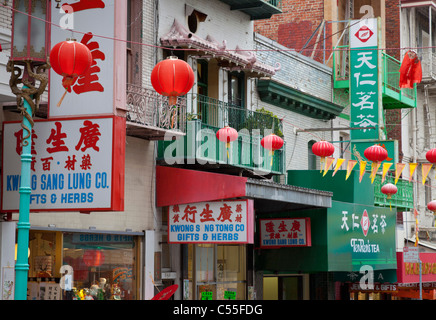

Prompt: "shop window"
[62,232,138,300]
[185,244,246,300]
[26,230,139,300]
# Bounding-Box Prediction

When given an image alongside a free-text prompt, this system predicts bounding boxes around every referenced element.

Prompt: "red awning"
[156,166,247,207]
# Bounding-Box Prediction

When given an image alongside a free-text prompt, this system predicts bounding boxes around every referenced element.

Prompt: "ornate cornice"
[160,19,280,77]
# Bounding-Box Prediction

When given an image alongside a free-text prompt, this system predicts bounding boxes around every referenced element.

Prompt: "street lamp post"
[7,0,50,300]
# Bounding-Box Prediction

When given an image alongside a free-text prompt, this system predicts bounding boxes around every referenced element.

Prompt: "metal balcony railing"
[382,53,416,103]
[332,46,417,109]
[157,93,286,175]
[126,84,186,134]
[421,51,436,80]
[186,93,283,137]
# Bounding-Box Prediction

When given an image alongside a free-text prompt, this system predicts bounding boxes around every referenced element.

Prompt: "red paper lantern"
[364,145,388,163]
[261,134,284,166]
[426,148,436,163]
[50,39,93,106]
[381,183,397,200]
[428,200,436,214]
[83,250,105,267]
[151,56,195,106]
[261,134,284,153]
[216,126,238,144]
[312,140,335,159]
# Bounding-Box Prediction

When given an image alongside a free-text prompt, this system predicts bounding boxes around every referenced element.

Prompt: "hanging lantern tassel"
[57,76,76,107]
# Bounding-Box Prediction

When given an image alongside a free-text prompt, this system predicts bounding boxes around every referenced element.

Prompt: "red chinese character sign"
[168,200,254,244]
[1,116,125,212]
[259,218,311,248]
[49,1,117,116]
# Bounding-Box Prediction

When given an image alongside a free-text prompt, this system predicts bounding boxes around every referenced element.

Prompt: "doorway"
[263,276,304,300]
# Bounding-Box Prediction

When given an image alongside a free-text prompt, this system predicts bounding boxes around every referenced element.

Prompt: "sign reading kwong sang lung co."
[1,116,125,212]
[168,200,254,244]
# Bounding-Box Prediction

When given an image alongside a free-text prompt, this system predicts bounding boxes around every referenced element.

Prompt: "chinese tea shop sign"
[168,200,254,244]
[259,218,311,248]
[1,116,125,212]
[349,18,382,140]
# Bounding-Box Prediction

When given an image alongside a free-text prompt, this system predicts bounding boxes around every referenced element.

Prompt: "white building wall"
[253,34,351,172]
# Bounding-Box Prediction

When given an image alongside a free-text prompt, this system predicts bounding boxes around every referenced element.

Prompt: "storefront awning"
[156,166,332,212]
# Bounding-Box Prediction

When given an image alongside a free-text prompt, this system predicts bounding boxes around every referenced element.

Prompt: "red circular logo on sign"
[360,210,370,237]
[355,25,374,43]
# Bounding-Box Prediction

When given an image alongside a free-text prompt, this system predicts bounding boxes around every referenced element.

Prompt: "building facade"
[1,0,429,301]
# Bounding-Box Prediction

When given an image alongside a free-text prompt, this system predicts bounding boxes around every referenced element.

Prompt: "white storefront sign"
[168,200,253,244]
[2,116,122,211]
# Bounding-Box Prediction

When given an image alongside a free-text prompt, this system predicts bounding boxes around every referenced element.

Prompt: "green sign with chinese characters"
[201,291,213,300]
[350,18,382,140]
[327,201,396,272]
[224,291,236,300]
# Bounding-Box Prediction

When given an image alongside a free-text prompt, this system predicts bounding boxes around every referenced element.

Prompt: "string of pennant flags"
[322,156,434,186]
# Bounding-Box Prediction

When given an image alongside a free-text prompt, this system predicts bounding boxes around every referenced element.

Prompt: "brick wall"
[385,1,402,157]
[254,0,331,63]
[0,0,12,31]
[385,0,400,60]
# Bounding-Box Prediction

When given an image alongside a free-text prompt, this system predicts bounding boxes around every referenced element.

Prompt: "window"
[62,232,138,300]
[26,230,139,300]
[184,244,247,300]
[228,71,245,130]
[308,140,317,170]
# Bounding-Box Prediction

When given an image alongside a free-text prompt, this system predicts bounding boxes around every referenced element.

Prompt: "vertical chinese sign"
[350,18,382,141]
[49,0,116,116]
[168,200,254,244]
[2,116,124,211]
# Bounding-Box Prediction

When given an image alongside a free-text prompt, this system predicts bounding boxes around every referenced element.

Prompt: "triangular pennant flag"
[409,163,418,182]
[323,157,335,176]
[332,158,345,177]
[422,163,433,185]
[395,163,406,184]
[382,163,393,183]
[359,161,367,183]
[370,162,382,184]
[346,160,358,180]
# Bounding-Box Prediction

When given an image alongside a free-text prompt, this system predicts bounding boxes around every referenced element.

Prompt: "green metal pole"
[15,86,32,300]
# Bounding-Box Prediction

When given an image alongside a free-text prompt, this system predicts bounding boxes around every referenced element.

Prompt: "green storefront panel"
[327,201,396,272]
[287,170,374,205]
